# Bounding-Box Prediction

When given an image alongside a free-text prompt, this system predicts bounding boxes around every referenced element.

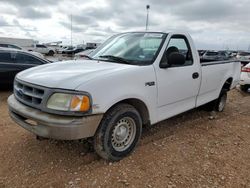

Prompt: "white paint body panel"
[240,63,250,85]
[240,72,250,85]
[27,45,54,54]
[16,31,241,125]
[197,62,241,106]
[153,32,202,122]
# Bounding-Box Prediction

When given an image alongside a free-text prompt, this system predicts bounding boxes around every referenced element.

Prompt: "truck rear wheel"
[203,89,227,112]
[214,89,227,112]
[94,104,142,161]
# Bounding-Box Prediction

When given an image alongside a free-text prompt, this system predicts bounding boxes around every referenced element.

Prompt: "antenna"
[146,5,150,31]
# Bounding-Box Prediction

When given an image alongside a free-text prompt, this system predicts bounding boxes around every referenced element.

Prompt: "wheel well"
[222,77,233,91]
[111,99,150,126]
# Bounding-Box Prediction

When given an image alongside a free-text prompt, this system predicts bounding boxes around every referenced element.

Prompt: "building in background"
[0,37,38,48]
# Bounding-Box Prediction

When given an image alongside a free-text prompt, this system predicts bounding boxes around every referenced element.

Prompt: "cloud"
[0,16,10,26]
[0,0,249,50]
[18,7,51,19]
[173,0,236,22]
[12,19,38,32]
[71,15,95,25]
[59,21,85,33]
[6,0,58,7]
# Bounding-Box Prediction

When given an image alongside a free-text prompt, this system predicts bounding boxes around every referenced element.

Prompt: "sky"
[0,0,249,50]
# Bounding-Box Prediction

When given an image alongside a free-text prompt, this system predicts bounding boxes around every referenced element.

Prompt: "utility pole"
[145,5,150,31]
[70,14,72,46]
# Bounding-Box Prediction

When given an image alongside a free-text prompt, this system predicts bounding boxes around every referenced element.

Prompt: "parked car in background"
[201,50,230,62]
[198,50,206,57]
[0,48,50,86]
[8,31,241,161]
[0,43,22,50]
[240,62,250,92]
[74,49,94,59]
[62,46,85,55]
[0,43,44,59]
[228,51,238,58]
[236,51,250,66]
[28,44,55,56]
[57,46,69,54]
[59,46,73,54]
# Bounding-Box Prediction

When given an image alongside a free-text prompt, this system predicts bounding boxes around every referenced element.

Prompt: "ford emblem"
[17,89,24,97]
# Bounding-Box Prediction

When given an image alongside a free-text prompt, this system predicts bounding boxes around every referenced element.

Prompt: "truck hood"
[16,60,134,90]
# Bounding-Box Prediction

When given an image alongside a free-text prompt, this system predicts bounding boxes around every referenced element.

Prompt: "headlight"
[47,93,90,112]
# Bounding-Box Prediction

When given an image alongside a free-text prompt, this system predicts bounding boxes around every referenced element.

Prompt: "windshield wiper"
[98,55,131,64]
[84,55,93,60]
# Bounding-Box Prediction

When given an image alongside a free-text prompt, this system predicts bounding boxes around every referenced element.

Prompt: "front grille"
[14,80,46,109]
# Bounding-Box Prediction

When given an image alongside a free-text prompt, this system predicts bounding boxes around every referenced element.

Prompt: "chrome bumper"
[8,94,103,140]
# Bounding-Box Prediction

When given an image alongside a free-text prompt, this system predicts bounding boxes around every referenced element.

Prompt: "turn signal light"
[70,95,90,112]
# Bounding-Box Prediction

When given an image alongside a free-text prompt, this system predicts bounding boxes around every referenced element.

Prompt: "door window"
[15,53,43,65]
[164,36,193,66]
[0,52,15,63]
[8,44,22,50]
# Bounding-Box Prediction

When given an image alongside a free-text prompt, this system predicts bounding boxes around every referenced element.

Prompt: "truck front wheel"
[94,104,142,161]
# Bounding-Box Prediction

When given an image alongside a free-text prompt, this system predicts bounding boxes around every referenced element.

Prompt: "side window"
[165,36,193,66]
[8,44,22,50]
[36,44,45,48]
[15,53,43,65]
[0,44,8,48]
[38,45,46,48]
[0,52,15,63]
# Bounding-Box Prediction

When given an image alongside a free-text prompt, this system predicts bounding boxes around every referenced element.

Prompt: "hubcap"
[111,117,136,152]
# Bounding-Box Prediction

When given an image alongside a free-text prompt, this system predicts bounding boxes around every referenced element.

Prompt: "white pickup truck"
[8,31,241,161]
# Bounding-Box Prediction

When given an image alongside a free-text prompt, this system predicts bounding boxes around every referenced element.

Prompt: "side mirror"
[160,52,186,68]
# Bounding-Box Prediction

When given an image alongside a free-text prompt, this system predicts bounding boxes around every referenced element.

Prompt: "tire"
[214,89,227,112]
[240,85,249,92]
[48,50,54,56]
[94,103,142,161]
[36,135,47,141]
[203,89,227,112]
[202,100,216,111]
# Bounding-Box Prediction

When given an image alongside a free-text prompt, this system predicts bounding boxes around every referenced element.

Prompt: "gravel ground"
[0,88,249,188]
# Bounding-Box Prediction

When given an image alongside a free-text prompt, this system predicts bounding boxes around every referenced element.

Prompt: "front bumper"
[8,95,103,140]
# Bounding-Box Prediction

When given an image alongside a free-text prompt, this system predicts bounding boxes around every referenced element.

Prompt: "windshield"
[91,32,167,65]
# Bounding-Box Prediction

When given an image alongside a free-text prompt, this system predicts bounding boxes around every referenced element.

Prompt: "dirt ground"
[0,88,249,188]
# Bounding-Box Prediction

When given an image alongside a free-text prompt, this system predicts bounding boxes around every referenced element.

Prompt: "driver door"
[155,35,201,122]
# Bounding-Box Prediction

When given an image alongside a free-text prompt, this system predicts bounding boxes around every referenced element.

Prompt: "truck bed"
[196,59,241,107]
[200,59,239,66]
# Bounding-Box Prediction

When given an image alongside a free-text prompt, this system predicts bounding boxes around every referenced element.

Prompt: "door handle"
[192,72,199,79]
